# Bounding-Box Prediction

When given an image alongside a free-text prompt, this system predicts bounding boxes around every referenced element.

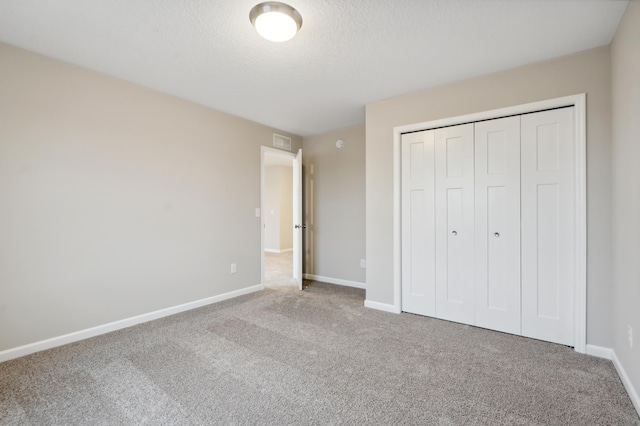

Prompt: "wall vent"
[273,133,292,150]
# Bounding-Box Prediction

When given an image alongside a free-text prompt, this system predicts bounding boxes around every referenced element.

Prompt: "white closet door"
[435,124,475,324]
[401,131,436,316]
[521,107,575,346]
[474,116,521,334]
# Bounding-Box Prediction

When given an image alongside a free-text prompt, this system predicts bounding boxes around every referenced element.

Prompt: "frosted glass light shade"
[255,12,297,42]
[250,2,302,42]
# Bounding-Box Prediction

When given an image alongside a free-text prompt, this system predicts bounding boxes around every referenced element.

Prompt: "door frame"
[260,146,298,287]
[392,94,587,353]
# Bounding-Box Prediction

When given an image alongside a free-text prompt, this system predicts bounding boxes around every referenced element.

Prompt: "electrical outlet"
[231,263,237,274]
[628,325,633,348]
[360,259,366,268]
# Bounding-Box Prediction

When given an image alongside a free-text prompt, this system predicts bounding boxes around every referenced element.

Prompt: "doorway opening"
[261,147,303,289]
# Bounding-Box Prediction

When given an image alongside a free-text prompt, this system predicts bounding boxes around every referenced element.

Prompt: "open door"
[293,148,303,290]
[261,146,303,289]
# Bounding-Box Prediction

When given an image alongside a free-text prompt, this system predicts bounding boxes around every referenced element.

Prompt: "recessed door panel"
[536,123,561,171]
[401,131,436,316]
[535,183,561,319]
[474,116,521,335]
[410,142,425,182]
[522,107,575,346]
[487,186,507,310]
[409,190,427,298]
[487,131,507,175]
[446,188,463,303]
[446,137,463,177]
[435,124,474,325]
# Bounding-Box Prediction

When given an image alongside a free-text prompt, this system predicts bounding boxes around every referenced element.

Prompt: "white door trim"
[392,94,587,353]
[261,146,297,287]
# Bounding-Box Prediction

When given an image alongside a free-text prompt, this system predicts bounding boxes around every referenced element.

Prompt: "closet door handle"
[494,232,500,237]
[451,230,458,236]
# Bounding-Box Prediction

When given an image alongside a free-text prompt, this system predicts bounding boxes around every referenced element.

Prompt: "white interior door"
[399,105,579,347]
[435,124,475,324]
[293,148,303,290]
[401,130,436,316]
[474,116,522,334]
[521,108,575,346]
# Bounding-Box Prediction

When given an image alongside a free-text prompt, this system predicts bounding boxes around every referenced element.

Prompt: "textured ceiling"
[0,0,628,136]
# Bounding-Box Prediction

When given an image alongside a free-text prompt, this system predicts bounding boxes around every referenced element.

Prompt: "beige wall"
[365,47,612,347]
[302,125,366,284]
[611,1,640,406]
[264,166,282,250]
[264,165,293,251]
[0,42,301,352]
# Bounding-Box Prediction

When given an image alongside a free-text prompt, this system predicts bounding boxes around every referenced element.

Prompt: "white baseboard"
[265,248,293,254]
[303,273,366,289]
[364,299,401,314]
[612,350,640,416]
[0,284,264,364]
[585,344,614,360]
[585,344,639,416]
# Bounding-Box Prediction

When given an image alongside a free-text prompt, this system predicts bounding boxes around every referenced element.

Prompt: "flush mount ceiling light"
[249,2,302,42]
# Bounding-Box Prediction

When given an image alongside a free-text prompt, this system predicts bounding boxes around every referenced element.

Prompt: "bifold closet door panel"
[521,107,575,346]
[435,123,475,325]
[474,116,522,335]
[401,131,436,316]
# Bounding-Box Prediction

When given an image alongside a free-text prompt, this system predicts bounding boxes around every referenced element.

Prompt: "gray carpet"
[1,281,638,425]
